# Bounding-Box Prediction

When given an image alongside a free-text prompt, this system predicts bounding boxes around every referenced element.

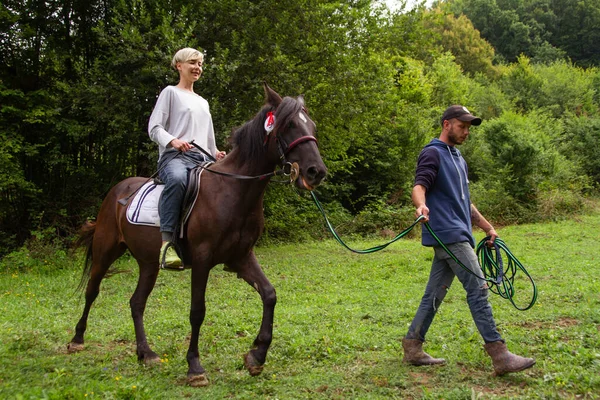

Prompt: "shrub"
[463,110,586,223]
[557,116,600,186]
[469,176,531,225]
[261,186,351,245]
[0,240,72,274]
[351,200,419,238]
[536,188,585,221]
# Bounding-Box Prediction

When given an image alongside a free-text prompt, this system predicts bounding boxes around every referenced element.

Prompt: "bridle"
[264,106,318,166]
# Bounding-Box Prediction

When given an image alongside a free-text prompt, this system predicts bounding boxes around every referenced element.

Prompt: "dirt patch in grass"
[472,380,531,398]
[517,316,579,329]
[408,371,433,386]
[556,317,579,327]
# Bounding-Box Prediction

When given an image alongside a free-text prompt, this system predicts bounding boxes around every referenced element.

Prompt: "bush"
[351,201,419,239]
[536,188,585,221]
[463,110,587,223]
[0,242,72,274]
[261,185,351,245]
[261,188,419,245]
[557,116,600,186]
[469,178,531,225]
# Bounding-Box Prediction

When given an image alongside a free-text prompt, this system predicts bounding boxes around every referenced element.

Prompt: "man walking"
[403,105,535,376]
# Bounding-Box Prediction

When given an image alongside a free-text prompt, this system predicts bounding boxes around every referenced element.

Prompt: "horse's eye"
[288,121,295,129]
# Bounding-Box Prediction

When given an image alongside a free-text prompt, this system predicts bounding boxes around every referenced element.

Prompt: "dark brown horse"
[68,84,327,386]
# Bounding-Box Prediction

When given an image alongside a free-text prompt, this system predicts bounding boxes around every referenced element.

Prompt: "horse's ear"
[263,82,282,107]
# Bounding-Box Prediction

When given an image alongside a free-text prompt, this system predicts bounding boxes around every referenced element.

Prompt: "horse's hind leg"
[129,260,161,364]
[68,239,126,352]
[231,251,277,376]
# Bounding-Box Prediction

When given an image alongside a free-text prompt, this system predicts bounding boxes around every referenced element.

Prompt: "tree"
[425,7,497,77]
[445,0,600,67]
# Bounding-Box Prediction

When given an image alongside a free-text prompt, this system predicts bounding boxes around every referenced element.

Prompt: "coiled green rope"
[311,191,537,310]
[475,236,538,311]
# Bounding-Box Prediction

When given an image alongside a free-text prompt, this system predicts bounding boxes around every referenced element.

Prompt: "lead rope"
[310,191,537,311]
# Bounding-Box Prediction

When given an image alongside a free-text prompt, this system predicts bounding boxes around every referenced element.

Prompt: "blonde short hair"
[171,48,204,69]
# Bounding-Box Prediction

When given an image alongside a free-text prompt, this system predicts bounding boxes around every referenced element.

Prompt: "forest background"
[1,0,600,260]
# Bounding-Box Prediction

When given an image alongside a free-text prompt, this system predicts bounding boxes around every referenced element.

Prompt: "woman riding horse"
[148,47,226,269]
[68,83,327,387]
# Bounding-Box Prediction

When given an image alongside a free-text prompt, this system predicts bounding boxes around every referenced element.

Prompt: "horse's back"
[95,177,149,230]
[112,177,150,198]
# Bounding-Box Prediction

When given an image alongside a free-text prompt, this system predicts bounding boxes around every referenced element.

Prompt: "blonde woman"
[148,48,226,269]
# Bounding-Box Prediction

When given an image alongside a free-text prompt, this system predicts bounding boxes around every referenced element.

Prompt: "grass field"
[1,214,599,399]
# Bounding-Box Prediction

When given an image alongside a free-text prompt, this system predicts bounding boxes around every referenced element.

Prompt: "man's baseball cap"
[441,105,482,126]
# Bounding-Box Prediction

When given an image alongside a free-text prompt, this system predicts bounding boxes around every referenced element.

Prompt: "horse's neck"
[223,149,276,174]
[217,149,275,195]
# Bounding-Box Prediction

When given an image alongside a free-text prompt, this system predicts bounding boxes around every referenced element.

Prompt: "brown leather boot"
[402,338,446,366]
[484,341,535,376]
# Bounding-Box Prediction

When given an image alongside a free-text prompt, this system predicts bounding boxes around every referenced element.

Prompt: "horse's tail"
[74,220,96,292]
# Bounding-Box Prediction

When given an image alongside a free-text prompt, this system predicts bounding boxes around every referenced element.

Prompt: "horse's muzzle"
[298,164,327,191]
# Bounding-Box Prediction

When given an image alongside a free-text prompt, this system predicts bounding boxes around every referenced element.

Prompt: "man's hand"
[485,228,498,246]
[216,150,226,161]
[416,205,429,222]
[471,203,497,246]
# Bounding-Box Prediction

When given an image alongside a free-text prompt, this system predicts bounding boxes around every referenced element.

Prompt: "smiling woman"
[147,47,227,269]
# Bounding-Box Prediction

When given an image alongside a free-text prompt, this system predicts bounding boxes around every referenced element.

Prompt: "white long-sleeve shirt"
[148,85,217,159]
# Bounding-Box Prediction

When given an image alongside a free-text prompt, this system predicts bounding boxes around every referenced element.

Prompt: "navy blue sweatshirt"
[414,138,474,247]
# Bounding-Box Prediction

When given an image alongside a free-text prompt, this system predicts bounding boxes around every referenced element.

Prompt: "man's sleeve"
[414,147,439,191]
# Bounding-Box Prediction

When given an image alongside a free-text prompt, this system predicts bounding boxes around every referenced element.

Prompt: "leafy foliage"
[425,7,497,77]
[557,116,600,186]
[445,0,600,67]
[463,110,586,223]
[1,0,600,256]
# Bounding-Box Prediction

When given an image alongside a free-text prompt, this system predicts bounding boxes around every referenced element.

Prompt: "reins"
[189,141,300,182]
[310,191,538,311]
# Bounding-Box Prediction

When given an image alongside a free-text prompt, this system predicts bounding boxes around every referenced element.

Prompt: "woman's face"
[177,58,203,82]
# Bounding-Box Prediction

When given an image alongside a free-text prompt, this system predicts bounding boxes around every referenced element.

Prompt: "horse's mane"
[231,96,305,170]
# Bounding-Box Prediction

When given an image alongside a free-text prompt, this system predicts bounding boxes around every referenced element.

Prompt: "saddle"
[126,162,213,236]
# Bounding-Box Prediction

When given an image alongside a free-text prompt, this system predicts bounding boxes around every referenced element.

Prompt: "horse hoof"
[187,373,209,387]
[67,342,84,353]
[143,355,161,365]
[244,352,264,376]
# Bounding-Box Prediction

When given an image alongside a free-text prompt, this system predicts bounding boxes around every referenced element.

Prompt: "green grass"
[1,214,599,399]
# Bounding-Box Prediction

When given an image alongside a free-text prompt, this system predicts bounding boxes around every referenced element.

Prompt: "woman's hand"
[169,139,191,152]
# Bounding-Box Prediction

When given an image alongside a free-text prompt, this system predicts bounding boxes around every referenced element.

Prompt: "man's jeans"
[406,241,503,343]
[157,150,207,234]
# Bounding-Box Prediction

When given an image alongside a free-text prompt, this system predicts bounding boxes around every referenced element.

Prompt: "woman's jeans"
[157,150,207,234]
[406,241,503,344]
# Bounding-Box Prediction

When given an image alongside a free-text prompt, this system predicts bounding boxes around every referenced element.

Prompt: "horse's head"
[263,83,327,190]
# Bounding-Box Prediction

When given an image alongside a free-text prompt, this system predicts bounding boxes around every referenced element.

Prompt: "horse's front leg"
[186,266,210,387]
[231,251,277,376]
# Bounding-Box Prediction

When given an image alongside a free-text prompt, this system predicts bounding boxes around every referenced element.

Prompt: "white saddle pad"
[126,182,163,227]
